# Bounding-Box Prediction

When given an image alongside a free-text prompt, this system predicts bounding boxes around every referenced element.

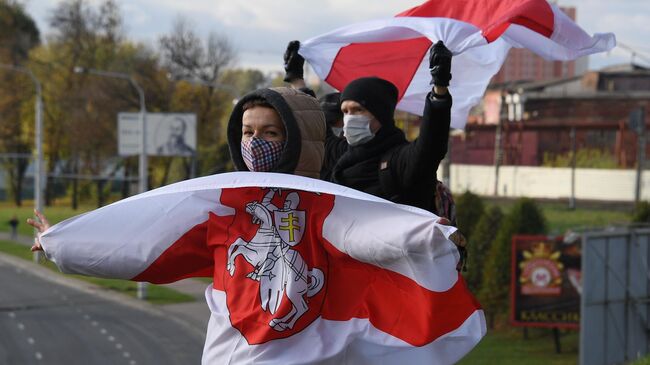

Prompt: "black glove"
[429,40,452,87]
[283,40,304,82]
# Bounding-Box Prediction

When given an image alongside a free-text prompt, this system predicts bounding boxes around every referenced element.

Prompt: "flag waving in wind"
[299,0,616,129]
[40,172,484,364]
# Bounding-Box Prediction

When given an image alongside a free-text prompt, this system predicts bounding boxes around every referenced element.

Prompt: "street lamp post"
[0,64,44,263]
[74,66,148,300]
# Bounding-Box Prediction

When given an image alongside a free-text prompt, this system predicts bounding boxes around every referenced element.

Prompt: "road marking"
[27,337,35,345]
[8,312,15,318]
[83,314,90,320]
[107,336,115,342]
[129,360,137,365]
[91,321,98,327]
[123,352,130,358]
[100,328,107,334]
[34,352,43,360]
[17,323,25,330]
[115,343,123,350]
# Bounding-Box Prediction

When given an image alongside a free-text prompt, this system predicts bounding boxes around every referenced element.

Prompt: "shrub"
[479,198,547,326]
[465,206,504,293]
[455,191,485,242]
[632,201,650,223]
[542,148,618,169]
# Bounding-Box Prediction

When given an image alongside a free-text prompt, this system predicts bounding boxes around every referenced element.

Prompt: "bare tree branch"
[160,17,235,84]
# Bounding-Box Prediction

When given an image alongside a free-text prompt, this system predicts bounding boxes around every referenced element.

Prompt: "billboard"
[511,235,581,328]
[118,113,197,157]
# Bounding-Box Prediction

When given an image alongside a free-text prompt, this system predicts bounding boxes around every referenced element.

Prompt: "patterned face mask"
[241,137,284,172]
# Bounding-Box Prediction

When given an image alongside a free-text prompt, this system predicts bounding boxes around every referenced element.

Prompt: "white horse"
[226,190,324,331]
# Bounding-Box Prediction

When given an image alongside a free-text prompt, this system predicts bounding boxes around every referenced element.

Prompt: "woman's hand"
[436,217,466,248]
[26,209,50,252]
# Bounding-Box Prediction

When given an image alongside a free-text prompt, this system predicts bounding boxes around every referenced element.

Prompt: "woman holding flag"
[24,1,616,362]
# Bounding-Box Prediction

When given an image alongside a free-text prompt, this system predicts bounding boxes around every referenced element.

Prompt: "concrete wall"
[450,164,650,202]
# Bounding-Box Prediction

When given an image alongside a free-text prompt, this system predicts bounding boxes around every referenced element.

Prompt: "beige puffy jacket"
[227,87,325,178]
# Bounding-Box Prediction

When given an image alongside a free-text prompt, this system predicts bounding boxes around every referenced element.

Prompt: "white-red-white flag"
[41,172,484,365]
[299,0,616,129]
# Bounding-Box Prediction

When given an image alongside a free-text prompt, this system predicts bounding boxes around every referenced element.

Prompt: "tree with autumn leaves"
[1,0,266,208]
[0,0,40,206]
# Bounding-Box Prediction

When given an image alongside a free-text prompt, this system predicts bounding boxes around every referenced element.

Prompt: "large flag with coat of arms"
[40,172,484,365]
[299,0,616,129]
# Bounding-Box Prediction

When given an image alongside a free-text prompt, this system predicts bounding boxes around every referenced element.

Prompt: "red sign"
[511,235,581,329]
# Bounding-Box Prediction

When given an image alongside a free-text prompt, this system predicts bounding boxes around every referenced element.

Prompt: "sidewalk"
[0,231,211,340]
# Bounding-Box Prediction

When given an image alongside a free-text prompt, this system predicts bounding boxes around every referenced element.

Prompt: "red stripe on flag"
[132,220,214,284]
[397,0,554,41]
[324,0,553,102]
[325,37,431,100]
[322,254,480,347]
[211,188,480,345]
[133,187,481,345]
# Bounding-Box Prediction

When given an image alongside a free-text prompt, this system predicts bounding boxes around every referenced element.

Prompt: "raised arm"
[390,41,453,187]
[27,193,218,284]
[283,40,315,97]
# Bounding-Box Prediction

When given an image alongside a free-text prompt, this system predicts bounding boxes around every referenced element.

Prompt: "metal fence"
[580,228,650,365]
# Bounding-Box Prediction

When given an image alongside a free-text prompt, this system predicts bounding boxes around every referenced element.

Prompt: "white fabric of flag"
[299,0,616,129]
[41,172,485,365]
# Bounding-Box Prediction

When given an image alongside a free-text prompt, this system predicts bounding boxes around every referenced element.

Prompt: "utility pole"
[569,126,577,210]
[631,107,646,204]
[0,64,44,263]
[494,93,510,196]
[75,67,148,300]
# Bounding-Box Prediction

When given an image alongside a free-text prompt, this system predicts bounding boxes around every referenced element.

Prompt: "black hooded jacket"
[322,92,451,213]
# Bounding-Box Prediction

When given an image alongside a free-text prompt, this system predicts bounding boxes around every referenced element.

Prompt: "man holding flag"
[285,40,455,218]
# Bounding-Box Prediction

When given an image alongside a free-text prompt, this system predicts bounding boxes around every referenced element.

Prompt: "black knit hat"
[318,92,342,126]
[340,77,398,126]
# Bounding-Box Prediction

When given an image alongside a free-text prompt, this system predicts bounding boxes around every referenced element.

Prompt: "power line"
[616,42,650,66]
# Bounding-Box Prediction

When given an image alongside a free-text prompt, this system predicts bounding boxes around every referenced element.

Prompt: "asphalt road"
[0,257,204,365]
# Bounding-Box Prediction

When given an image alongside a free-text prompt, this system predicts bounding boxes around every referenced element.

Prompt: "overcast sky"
[24,0,650,74]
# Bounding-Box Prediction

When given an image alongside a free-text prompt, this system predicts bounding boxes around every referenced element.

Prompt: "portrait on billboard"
[118,113,197,157]
[154,115,196,156]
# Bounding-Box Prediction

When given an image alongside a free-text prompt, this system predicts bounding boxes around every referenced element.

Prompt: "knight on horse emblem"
[226,188,324,331]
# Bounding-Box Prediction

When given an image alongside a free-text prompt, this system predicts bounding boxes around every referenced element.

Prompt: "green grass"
[0,239,194,305]
[632,356,650,365]
[485,199,632,234]
[0,200,95,237]
[69,275,195,305]
[540,202,631,233]
[459,327,578,365]
[0,238,35,260]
